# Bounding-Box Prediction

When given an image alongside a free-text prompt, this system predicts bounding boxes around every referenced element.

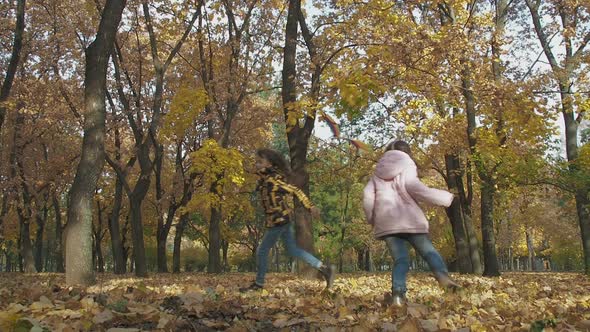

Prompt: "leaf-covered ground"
[0,272,589,331]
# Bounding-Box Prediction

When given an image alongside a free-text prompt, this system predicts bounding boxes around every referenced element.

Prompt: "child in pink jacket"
[363,140,461,306]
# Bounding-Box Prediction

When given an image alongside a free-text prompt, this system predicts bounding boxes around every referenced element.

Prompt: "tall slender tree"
[65,0,126,286]
[525,0,590,275]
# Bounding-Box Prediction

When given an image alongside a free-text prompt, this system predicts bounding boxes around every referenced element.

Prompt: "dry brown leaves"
[0,272,589,331]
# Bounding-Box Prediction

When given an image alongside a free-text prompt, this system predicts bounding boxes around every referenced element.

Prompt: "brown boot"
[435,273,462,292]
[318,264,336,289]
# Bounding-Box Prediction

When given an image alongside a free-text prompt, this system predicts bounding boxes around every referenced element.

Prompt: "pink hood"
[363,150,453,238]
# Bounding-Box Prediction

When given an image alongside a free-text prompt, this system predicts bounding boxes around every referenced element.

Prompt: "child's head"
[255,148,291,175]
[385,140,412,156]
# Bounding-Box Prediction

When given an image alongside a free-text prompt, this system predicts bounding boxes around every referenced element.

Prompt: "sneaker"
[392,292,406,307]
[239,282,263,293]
[318,264,336,289]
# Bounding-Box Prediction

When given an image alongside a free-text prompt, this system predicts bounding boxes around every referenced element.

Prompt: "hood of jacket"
[374,150,416,180]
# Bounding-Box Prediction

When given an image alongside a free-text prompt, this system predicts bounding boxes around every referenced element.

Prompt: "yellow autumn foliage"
[160,86,209,140]
[185,139,247,216]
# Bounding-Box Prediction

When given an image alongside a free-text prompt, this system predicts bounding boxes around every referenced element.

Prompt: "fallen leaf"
[92,309,114,324]
[407,303,429,318]
[382,322,397,332]
[157,312,174,329]
[398,316,422,332]
[419,319,438,332]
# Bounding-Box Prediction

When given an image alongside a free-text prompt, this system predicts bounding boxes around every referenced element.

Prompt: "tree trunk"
[444,153,472,273]
[364,247,373,272]
[94,201,105,273]
[122,214,130,269]
[525,227,536,271]
[282,0,318,276]
[462,59,500,277]
[338,226,346,273]
[52,193,64,272]
[20,220,36,273]
[66,0,126,286]
[463,209,483,274]
[222,239,229,272]
[128,196,147,277]
[173,213,189,273]
[95,235,104,273]
[208,203,222,273]
[481,180,500,276]
[108,177,126,274]
[34,205,47,272]
[526,0,590,276]
[559,84,590,275]
[562,87,590,275]
[154,143,169,273]
[575,191,590,275]
[156,233,168,272]
[0,0,25,134]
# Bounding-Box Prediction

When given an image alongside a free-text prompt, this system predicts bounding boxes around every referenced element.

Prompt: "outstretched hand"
[311,206,321,219]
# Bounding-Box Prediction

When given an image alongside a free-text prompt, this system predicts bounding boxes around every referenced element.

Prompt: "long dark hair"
[384,140,412,156]
[256,148,291,176]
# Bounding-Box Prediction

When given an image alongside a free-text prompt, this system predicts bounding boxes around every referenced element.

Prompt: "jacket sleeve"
[363,177,376,225]
[405,175,454,207]
[271,177,314,209]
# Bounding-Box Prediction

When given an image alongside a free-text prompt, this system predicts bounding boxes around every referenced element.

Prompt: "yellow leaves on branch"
[284,97,319,131]
[160,86,209,140]
[329,69,386,118]
[185,139,246,214]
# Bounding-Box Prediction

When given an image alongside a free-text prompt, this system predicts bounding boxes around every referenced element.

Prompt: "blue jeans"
[256,222,322,286]
[384,233,449,295]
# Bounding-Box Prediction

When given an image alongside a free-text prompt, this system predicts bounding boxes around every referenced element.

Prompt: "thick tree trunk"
[20,220,36,273]
[444,153,472,273]
[65,0,126,286]
[208,203,222,273]
[156,230,168,273]
[0,0,25,133]
[562,89,590,275]
[481,180,500,276]
[108,177,126,274]
[173,213,189,273]
[282,0,318,276]
[463,209,483,274]
[16,149,36,273]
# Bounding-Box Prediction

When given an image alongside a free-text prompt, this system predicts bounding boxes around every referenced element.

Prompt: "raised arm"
[271,177,314,209]
[405,175,454,207]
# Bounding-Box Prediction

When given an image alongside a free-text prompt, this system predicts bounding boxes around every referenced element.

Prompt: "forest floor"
[0,271,589,331]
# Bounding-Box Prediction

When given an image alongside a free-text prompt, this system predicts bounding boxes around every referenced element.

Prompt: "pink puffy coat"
[362,150,454,239]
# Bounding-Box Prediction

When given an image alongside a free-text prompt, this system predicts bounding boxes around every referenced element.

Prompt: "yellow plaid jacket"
[257,171,313,227]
